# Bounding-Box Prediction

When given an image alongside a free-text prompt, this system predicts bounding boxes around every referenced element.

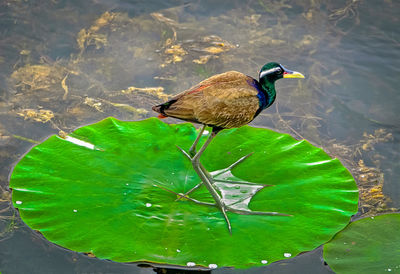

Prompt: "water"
[0,0,399,273]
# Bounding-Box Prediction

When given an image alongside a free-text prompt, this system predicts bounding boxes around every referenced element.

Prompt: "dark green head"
[259,62,304,84]
[255,62,305,110]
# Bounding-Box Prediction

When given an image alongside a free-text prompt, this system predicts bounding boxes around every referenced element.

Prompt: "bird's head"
[259,62,305,83]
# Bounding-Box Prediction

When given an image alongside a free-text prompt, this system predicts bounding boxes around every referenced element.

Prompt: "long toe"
[227,207,293,216]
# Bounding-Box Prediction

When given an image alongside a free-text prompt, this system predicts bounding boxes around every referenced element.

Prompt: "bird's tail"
[152,105,168,119]
[152,105,161,113]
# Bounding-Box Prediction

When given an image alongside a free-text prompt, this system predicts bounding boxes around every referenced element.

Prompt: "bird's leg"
[177,136,258,200]
[176,151,256,200]
[189,129,232,233]
[177,150,257,200]
[175,129,290,232]
[189,125,215,183]
[176,125,214,200]
[188,124,206,156]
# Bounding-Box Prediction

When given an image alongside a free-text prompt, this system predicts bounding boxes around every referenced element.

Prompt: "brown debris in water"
[100,99,148,116]
[360,129,393,152]
[324,128,397,217]
[10,64,66,93]
[16,109,54,123]
[356,159,396,216]
[153,10,235,67]
[84,252,96,258]
[84,97,104,112]
[164,44,187,64]
[121,86,169,101]
[76,11,116,53]
[0,185,11,203]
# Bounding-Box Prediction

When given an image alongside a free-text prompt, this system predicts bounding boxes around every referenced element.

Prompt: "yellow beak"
[283,70,305,79]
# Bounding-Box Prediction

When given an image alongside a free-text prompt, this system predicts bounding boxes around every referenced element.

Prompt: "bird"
[152,62,304,232]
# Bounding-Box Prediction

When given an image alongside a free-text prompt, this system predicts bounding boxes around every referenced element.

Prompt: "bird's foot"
[176,146,202,198]
[176,147,271,200]
[152,184,216,206]
[154,183,291,234]
[175,146,290,233]
[153,184,233,233]
[153,184,232,233]
[226,207,292,217]
[209,152,272,186]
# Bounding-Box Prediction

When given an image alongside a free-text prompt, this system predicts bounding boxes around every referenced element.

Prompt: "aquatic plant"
[324,213,400,273]
[10,118,358,268]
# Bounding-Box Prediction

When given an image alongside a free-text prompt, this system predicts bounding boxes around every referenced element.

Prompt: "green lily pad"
[10,117,358,269]
[324,213,400,273]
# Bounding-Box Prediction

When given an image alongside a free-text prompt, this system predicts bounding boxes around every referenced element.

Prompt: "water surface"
[0,0,399,273]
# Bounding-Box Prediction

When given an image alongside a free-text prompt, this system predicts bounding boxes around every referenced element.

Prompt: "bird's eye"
[276,68,283,74]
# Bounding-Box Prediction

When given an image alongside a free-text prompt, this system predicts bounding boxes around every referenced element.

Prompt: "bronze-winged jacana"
[153,62,304,233]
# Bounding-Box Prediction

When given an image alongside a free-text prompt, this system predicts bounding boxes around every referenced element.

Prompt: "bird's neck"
[259,79,276,109]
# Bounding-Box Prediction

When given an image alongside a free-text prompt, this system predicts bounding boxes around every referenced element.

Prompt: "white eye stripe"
[259,67,281,78]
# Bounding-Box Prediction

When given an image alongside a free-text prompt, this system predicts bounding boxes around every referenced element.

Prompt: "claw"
[153,184,216,206]
[227,206,292,217]
[175,145,205,201]
[213,179,273,187]
[175,182,202,201]
[176,145,192,160]
[220,206,232,234]
[227,152,254,170]
[210,152,254,178]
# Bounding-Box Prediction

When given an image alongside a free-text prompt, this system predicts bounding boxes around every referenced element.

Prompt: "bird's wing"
[195,86,260,128]
[199,71,259,99]
[162,71,261,128]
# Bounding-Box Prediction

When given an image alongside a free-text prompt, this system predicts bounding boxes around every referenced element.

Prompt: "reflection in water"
[0,0,398,273]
